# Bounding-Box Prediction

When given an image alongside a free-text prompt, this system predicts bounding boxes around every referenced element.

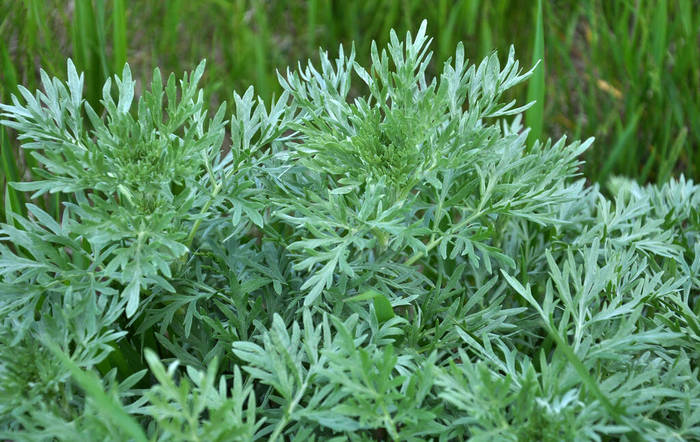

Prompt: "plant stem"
[185,182,221,251]
[404,209,483,266]
[269,379,308,442]
[184,152,223,252]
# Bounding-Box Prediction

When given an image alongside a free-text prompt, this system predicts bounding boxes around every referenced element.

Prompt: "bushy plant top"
[1,21,698,441]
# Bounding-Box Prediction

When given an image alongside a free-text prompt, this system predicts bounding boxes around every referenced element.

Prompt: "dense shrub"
[1,22,698,441]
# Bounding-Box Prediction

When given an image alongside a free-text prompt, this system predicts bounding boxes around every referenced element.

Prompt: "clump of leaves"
[1,21,698,441]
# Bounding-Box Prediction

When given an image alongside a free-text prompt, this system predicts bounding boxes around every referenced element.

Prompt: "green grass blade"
[478,4,493,58]
[651,0,668,85]
[598,108,643,184]
[72,0,108,107]
[160,0,182,66]
[252,1,272,101]
[47,342,148,442]
[93,0,111,79]
[307,0,318,54]
[0,41,24,222]
[1,127,25,222]
[657,126,687,184]
[0,42,18,99]
[526,0,544,149]
[112,0,127,71]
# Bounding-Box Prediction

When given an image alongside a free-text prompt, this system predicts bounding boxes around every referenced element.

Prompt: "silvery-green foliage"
[1,20,698,441]
[0,60,226,318]
[275,21,592,307]
[141,350,262,441]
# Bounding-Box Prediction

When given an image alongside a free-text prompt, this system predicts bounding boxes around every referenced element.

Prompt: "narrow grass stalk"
[0,127,25,222]
[598,108,642,184]
[526,0,544,149]
[112,0,127,71]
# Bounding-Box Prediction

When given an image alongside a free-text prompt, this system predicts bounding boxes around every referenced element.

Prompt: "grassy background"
[1,0,698,221]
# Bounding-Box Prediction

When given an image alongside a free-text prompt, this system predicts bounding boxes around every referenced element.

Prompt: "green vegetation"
[1,1,698,204]
[1,20,699,440]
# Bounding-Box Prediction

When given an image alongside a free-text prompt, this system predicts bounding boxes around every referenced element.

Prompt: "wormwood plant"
[1,21,699,441]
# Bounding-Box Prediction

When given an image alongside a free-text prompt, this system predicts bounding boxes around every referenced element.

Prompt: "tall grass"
[548,0,699,183]
[526,0,544,149]
[0,39,24,222]
[0,0,698,221]
[112,0,127,71]
[72,0,110,108]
